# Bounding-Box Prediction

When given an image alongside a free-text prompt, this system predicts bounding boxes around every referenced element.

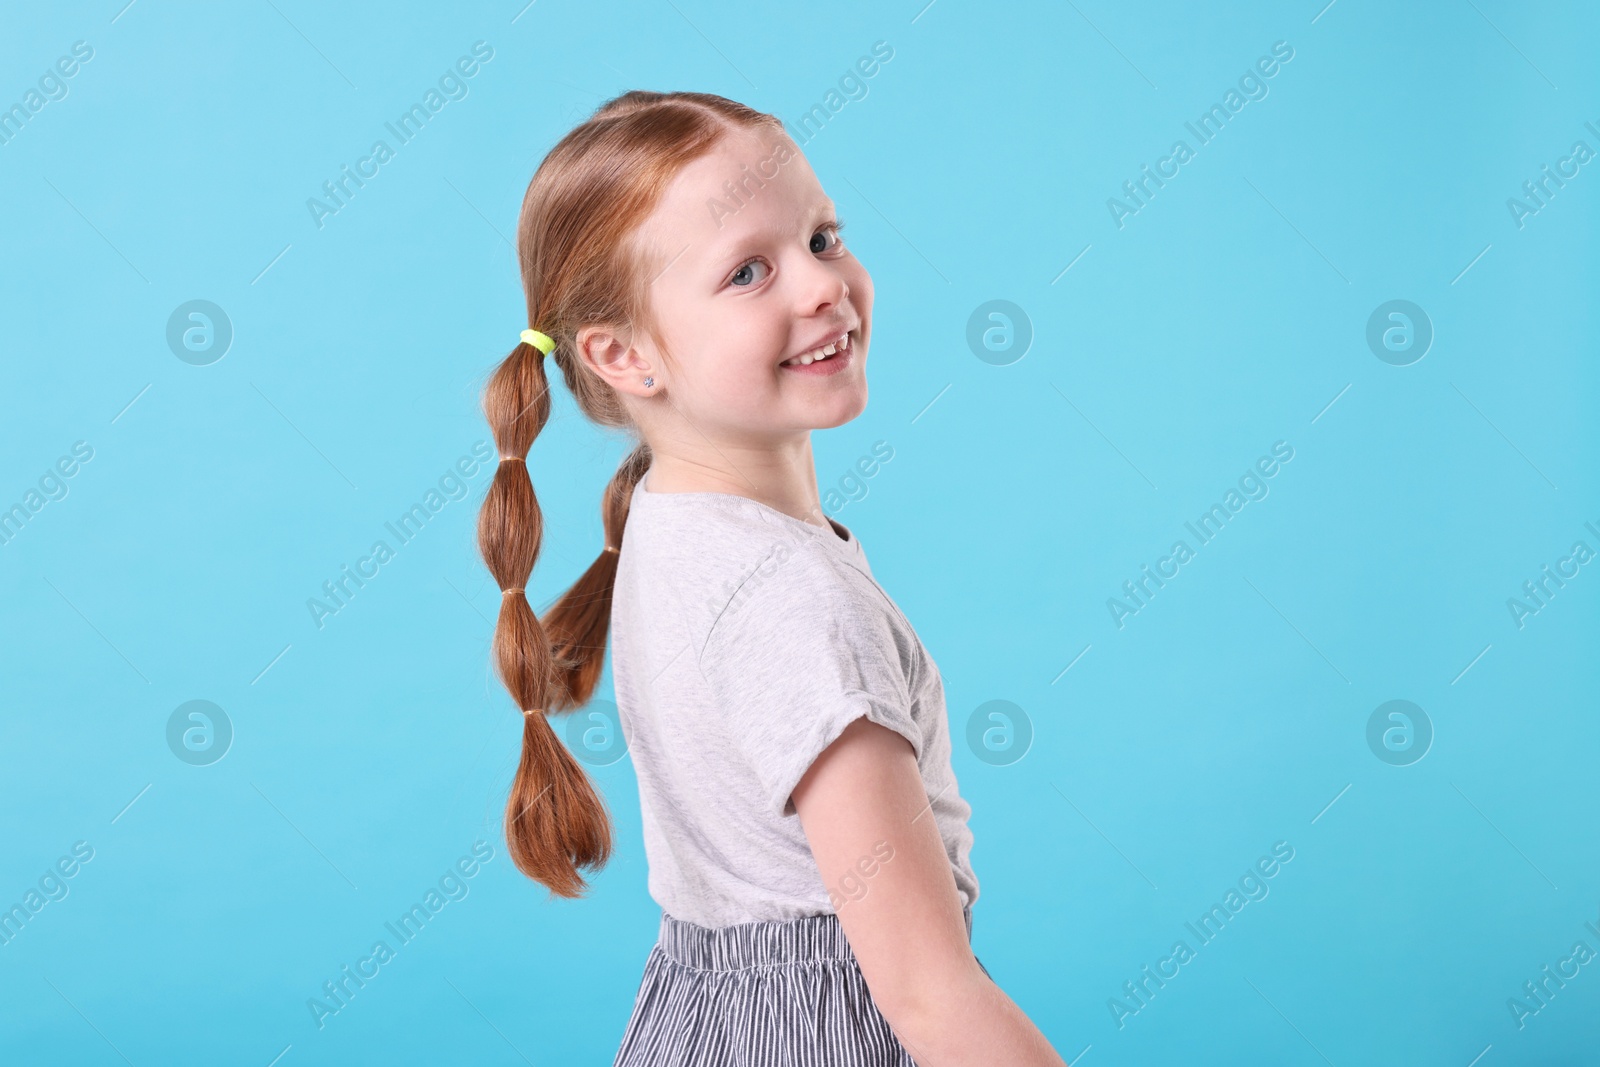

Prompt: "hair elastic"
[604,545,620,554]
[520,329,556,355]
[502,587,524,596]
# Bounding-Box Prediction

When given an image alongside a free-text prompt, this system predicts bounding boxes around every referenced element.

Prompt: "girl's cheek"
[844,250,871,285]
[850,263,874,310]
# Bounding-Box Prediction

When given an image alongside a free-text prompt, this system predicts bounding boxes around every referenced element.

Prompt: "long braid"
[479,339,611,898]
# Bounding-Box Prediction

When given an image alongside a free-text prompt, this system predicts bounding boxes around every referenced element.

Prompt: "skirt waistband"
[656,904,974,972]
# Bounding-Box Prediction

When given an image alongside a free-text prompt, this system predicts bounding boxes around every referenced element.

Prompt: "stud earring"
[643,377,655,388]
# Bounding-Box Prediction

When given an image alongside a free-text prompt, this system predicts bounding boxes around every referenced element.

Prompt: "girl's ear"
[576,323,658,397]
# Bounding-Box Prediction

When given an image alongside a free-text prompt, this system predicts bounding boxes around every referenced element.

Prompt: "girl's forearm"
[881,968,1068,1067]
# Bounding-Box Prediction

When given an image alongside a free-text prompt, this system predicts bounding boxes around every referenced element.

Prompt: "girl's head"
[577,120,873,451]
[478,90,872,898]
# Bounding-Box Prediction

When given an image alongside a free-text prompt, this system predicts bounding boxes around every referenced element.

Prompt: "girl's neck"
[644,456,829,531]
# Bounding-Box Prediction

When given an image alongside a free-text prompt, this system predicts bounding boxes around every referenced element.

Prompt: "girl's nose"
[799,257,849,316]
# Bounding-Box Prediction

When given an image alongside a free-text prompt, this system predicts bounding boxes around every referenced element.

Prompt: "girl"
[476,90,1065,1066]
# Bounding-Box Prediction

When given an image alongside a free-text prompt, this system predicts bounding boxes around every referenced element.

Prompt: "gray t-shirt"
[609,473,980,929]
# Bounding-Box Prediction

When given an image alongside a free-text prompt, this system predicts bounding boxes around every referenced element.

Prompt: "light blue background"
[2,1,1596,1063]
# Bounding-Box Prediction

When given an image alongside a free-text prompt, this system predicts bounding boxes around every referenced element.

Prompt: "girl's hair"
[478,90,785,898]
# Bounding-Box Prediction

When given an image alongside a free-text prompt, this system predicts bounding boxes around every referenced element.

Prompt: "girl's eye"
[728,222,846,288]
[810,222,846,254]
[730,260,771,287]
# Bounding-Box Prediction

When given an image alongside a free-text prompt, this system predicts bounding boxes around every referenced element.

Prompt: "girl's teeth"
[784,337,847,366]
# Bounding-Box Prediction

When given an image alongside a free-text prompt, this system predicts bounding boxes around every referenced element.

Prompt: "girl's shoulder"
[621,486,876,648]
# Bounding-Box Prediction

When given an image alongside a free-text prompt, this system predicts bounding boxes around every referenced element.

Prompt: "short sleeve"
[698,554,923,820]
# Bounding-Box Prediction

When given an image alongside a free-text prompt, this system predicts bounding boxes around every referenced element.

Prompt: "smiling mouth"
[780,329,854,367]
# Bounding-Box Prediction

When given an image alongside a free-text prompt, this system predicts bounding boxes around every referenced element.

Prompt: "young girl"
[477,90,1065,1066]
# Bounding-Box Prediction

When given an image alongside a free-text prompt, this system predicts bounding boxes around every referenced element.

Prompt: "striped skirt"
[613,904,988,1066]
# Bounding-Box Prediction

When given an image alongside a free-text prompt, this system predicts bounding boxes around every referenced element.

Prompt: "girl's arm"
[791,716,1068,1067]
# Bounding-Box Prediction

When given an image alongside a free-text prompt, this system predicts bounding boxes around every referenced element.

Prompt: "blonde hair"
[478,91,785,898]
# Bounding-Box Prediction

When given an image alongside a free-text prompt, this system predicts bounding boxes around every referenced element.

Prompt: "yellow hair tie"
[520,329,556,355]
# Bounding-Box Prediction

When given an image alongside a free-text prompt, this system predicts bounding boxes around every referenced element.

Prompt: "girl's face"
[617,127,873,448]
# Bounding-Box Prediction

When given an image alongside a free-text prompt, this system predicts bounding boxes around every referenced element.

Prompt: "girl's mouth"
[779,330,854,375]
